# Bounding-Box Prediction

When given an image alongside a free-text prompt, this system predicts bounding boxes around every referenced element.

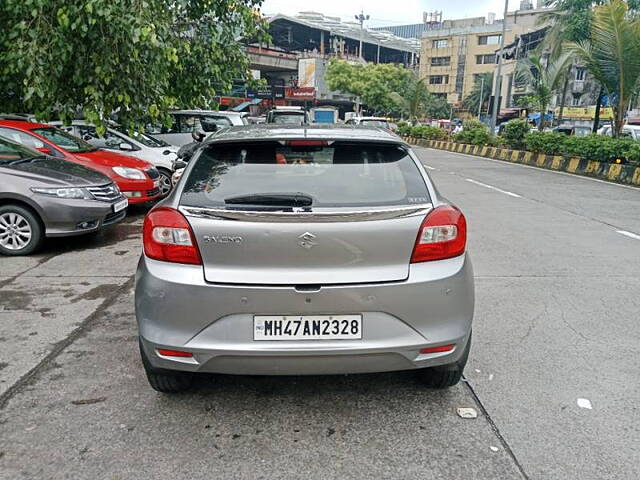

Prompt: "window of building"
[478,34,502,45]
[476,54,496,65]
[430,56,451,67]
[429,75,449,85]
[572,94,582,106]
[575,67,586,81]
[432,39,448,49]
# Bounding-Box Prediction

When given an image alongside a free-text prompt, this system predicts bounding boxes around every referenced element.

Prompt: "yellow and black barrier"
[404,138,640,187]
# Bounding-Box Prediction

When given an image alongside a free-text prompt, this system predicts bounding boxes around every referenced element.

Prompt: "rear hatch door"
[180,140,431,285]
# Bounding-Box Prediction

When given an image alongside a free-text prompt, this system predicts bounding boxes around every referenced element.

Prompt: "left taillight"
[143,207,202,265]
[411,205,467,263]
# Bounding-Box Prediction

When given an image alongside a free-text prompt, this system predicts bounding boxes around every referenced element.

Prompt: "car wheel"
[417,332,472,389]
[139,339,193,393]
[0,205,44,256]
[157,169,173,197]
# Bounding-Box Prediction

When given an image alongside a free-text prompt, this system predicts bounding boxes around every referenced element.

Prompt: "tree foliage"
[325,60,413,115]
[0,0,268,131]
[515,53,571,130]
[462,73,493,116]
[424,94,451,119]
[326,60,452,119]
[388,74,431,123]
[567,0,640,136]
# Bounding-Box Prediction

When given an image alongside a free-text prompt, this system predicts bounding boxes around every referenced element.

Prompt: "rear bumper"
[135,254,474,375]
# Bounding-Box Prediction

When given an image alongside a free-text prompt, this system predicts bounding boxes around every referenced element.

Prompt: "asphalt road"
[1,148,639,479]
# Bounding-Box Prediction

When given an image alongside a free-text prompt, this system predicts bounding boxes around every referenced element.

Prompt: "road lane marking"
[423,165,436,170]
[616,230,640,240]
[465,178,522,198]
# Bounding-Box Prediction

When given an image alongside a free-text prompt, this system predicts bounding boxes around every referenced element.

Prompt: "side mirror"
[119,142,134,151]
[173,160,188,170]
[36,146,53,155]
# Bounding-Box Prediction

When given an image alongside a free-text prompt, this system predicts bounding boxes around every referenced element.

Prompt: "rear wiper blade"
[224,192,313,207]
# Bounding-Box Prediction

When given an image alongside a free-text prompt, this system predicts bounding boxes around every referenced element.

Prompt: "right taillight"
[411,205,467,263]
[143,207,202,265]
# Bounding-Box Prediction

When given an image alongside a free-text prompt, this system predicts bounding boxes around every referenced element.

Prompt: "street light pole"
[478,76,485,119]
[355,11,370,61]
[489,0,509,135]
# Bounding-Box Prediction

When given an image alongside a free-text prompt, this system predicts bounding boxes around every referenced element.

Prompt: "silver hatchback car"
[135,125,474,393]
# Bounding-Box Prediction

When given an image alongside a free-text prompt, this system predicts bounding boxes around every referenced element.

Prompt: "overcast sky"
[261,0,511,27]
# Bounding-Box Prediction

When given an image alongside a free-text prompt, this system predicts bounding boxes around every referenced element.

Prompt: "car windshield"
[31,127,96,153]
[181,142,430,210]
[0,137,39,163]
[118,128,169,148]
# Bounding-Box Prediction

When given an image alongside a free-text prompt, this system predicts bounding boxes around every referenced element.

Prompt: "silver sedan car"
[135,125,474,393]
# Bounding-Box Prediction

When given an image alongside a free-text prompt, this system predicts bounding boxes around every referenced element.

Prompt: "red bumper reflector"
[420,344,455,354]
[156,349,193,358]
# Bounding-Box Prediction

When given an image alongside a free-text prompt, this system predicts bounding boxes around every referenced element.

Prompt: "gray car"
[0,137,128,255]
[135,125,474,393]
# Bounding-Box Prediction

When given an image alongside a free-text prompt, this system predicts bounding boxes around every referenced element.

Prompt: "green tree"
[567,0,640,137]
[463,73,493,117]
[0,0,268,131]
[425,94,452,119]
[388,73,431,123]
[326,59,412,114]
[541,0,640,129]
[515,53,571,130]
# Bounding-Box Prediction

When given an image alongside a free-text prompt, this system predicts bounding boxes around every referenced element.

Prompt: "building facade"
[419,7,551,108]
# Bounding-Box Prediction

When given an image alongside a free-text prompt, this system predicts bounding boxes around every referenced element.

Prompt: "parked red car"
[0,121,161,204]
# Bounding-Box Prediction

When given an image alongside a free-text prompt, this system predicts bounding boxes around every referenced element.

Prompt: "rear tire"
[0,204,44,256]
[417,332,472,389]
[139,340,193,393]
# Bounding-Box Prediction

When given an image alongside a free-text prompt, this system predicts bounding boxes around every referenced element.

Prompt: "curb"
[405,138,640,187]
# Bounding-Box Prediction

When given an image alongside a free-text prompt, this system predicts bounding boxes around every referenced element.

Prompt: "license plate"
[254,315,362,341]
[112,199,128,213]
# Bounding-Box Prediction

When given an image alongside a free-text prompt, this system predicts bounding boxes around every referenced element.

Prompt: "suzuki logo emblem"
[298,232,317,249]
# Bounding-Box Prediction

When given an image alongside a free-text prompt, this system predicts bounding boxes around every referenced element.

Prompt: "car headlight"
[31,187,93,200]
[112,166,146,180]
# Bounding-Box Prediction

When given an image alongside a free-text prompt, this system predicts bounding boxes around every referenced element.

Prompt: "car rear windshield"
[180,142,430,209]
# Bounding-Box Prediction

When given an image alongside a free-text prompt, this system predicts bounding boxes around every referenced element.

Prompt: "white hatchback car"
[52,121,179,196]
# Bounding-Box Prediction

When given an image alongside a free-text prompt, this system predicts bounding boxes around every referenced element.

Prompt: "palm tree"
[539,1,601,128]
[389,74,431,124]
[567,0,640,137]
[515,53,571,130]
[463,73,493,117]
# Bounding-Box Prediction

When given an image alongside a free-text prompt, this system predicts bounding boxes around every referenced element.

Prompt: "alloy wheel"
[158,171,173,196]
[0,212,33,251]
